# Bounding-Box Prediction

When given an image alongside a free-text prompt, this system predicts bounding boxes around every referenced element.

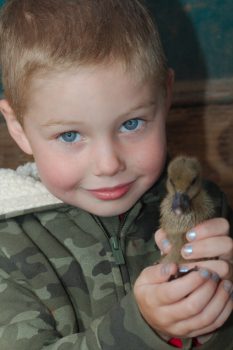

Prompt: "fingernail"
[199,268,210,279]
[186,231,196,241]
[179,266,190,273]
[183,245,193,255]
[162,239,170,250]
[161,263,171,276]
[211,272,220,283]
[223,280,233,294]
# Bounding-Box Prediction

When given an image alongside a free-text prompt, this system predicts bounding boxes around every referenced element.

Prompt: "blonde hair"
[0,0,168,120]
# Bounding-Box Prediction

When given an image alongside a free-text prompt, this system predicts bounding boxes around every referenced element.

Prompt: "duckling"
[160,156,215,265]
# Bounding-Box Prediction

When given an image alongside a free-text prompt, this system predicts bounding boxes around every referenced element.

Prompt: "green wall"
[146,0,233,80]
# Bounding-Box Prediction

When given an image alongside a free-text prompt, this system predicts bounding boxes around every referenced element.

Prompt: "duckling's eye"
[190,176,198,186]
[168,178,175,189]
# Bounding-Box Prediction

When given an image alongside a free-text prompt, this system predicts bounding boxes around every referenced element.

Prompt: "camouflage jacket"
[0,164,232,350]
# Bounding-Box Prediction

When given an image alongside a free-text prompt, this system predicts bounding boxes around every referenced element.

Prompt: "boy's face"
[4,63,172,216]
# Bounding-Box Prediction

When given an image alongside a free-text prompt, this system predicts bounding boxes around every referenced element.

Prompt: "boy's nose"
[92,141,125,176]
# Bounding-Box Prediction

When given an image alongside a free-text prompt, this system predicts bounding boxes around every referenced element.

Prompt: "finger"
[181,236,233,260]
[156,268,212,305]
[161,271,219,324]
[172,296,233,338]
[154,228,171,254]
[174,281,232,336]
[134,263,178,287]
[179,259,233,280]
[186,218,230,242]
[190,298,233,337]
[189,280,233,337]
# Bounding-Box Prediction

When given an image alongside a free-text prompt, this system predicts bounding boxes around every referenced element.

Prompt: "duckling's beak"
[172,192,191,215]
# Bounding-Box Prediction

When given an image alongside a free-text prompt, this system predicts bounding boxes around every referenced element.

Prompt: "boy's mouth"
[88,182,133,200]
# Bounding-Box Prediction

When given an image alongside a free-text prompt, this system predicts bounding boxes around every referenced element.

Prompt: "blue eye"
[120,119,144,133]
[58,131,81,143]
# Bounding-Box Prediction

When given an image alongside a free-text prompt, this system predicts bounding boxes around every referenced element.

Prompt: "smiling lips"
[88,182,133,200]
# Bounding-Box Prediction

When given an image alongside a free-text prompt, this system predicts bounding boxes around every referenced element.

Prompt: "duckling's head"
[166,156,202,215]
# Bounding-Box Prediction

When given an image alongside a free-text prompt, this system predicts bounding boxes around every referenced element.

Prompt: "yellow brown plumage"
[160,156,215,265]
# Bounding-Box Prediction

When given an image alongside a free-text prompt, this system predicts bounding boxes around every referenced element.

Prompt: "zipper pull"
[110,236,125,265]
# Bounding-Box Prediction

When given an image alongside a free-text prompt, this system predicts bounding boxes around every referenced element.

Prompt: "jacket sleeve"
[0,255,177,350]
[0,213,179,350]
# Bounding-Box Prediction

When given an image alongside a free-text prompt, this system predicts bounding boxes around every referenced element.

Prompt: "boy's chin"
[87,205,131,218]
[76,200,135,217]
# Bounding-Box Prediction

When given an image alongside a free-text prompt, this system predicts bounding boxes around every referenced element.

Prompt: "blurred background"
[146,0,233,206]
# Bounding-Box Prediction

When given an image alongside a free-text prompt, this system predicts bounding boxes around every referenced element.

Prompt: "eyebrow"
[41,120,83,127]
[120,101,157,118]
[41,101,157,127]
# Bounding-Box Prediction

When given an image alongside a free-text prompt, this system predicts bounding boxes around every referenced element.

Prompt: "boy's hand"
[155,217,233,280]
[134,263,233,338]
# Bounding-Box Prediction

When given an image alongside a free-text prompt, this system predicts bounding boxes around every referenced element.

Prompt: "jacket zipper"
[92,215,127,265]
[109,236,125,265]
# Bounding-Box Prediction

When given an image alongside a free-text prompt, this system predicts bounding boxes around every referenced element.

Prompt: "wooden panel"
[0,118,32,168]
[173,78,233,105]
[167,103,233,207]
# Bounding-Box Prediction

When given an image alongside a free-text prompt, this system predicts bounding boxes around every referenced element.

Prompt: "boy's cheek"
[140,138,166,174]
[35,158,79,192]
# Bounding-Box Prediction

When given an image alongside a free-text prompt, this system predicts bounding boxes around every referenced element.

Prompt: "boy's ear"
[0,99,33,155]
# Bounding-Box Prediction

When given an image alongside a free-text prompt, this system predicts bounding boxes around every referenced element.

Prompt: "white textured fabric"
[0,162,62,218]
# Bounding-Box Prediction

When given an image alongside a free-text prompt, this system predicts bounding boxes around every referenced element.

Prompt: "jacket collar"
[0,162,63,219]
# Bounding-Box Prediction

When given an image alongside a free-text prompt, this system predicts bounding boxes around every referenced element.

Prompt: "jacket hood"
[0,162,63,219]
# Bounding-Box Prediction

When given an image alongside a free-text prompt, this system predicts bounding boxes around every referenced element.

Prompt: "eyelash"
[119,118,145,133]
[57,131,81,143]
[57,118,145,144]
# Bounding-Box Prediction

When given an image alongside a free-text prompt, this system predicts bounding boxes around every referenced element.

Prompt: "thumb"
[135,263,178,287]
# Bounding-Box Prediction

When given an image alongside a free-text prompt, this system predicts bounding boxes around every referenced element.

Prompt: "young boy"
[0,0,232,349]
